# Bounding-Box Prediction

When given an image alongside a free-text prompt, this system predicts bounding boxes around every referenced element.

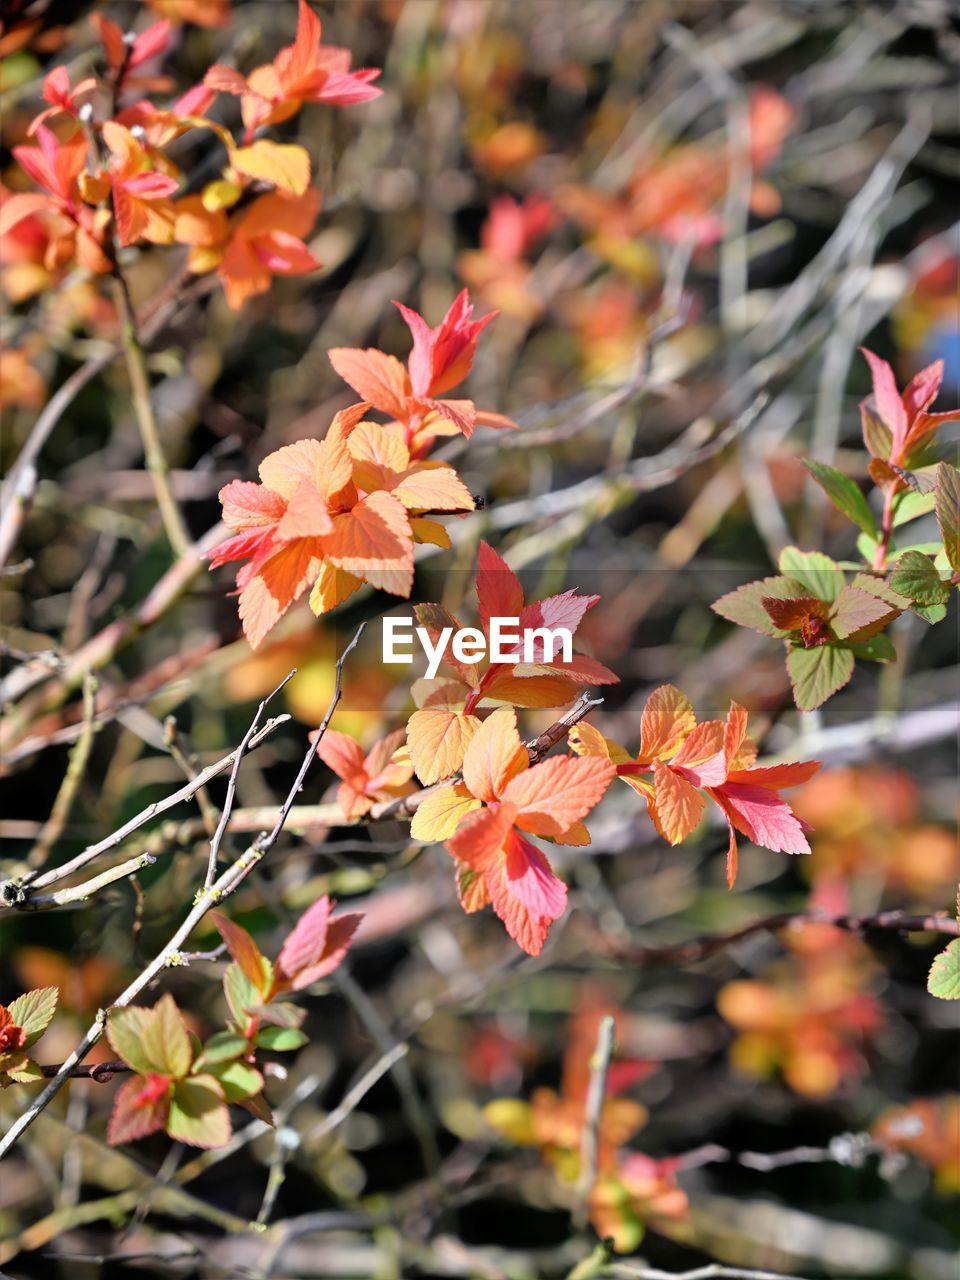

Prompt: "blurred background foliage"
[0,0,958,1276]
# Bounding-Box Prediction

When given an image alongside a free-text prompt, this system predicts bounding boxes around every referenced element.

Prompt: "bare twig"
[2,713,290,905]
[1,521,227,752]
[38,1061,130,1082]
[587,909,960,968]
[578,1014,616,1215]
[0,625,364,1159]
[605,1265,816,1280]
[112,270,192,558]
[0,269,206,568]
[204,670,298,888]
[18,851,157,912]
[27,672,99,869]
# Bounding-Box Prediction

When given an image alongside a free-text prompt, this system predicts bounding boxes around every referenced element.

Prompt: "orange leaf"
[325,491,413,582]
[315,729,367,787]
[328,347,409,420]
[476,540,523,632]
[482,671,584,708]
[638,685,696,763]
[211,913,269,993]
[504,755,615,836]
[275,479,334,540]
[406,707,481,784]
[392,462,474,512]
[447,802,516,869]
[649,762,706,845]
[238,537,324,648]
[461,708,528,803]
[456,864,491,913]
[723,702,750,768]
[671,720,724,768]
[410,517,452,549]
[308,561,361,616]
[259,439,325,500]
[219,479,286,530]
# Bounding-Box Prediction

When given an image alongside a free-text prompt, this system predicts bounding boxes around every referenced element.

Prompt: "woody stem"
[112,271,192,560]
[871,486,896,572]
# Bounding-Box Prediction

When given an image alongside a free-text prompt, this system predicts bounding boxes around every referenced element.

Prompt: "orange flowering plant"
[1,0,381,314]
[3,7,959,1272]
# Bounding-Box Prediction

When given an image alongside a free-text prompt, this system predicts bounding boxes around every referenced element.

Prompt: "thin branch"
[19,851,157,912]
[204,670,298,888]
[26,672,99,870]
[605,1265,816,1280]
[588,909,960,968]
[1,520,227,752]
[256,1042,410,1228]
[0,625,364,1160]
[0,269,207,569]
[578,1014,616,1216]
[38,1061,130,1082]
[162,716,219,838]
[2,712,290,905]
[112,271,192,559]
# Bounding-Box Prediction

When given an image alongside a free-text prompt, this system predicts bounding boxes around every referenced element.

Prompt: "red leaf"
[211,913,269,993]
[275,895,362,990]
[476,541,524,634]
[107,1074,170,1145]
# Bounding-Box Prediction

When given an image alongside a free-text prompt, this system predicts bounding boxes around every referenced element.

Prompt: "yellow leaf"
[410,784,480,843]
[231,141,311,196]
[202,178,243,211]
[568,721,632,764]
[406,707,480,784]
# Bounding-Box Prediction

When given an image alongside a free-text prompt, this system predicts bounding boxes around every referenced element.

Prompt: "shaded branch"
[0,626,364,1159]
[588,910,960,967]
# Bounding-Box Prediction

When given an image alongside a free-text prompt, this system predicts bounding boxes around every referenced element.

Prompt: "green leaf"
[208,1059,263,1103]
[935,462,960,571]
[255,1026,308,1052]
[196,1031,247,1068]
[711,576,800,637]
[804,460,877,536]
[889,550,950,606]
[3,1055,42,1084]
[927,940,960,1000]
[861,406,892,460]
[248,1001,306,1029]
[142,994,192,1080]
[786,645,855,711]
[167,1075,231,1148]
[223,961,262,1028]
[108,1006,167,1075]
[830,584,898,642]
[850,573,910,610]
[892,488,936,527]
[848,633,896,662]
[778,547,843,602]
[7,987,58,1048]
[912,601,948,625]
